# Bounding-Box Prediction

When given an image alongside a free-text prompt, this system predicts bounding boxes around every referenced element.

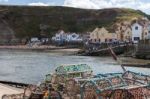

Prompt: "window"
[72,34,76,38]
[145,32,147,35]
[135,26,138,30]
[109,39,112,42]
[134,37,140,41]
[99,39,101,42]
[56,37,60,39]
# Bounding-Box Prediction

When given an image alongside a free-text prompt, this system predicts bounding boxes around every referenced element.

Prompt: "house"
[51,30,83,45]
[114,18,150,43]
[41,38,49,43]
[143,23,150,40]
[30,37,40,42]
[28,37,41,46]
[131,22,143,43]
[66,33,83,42]
[147,24,150,39]
[90,27,117,43]
[51,30,67,42]
[116,26,132,42]
[123,27,132,42]
[131,17,150,43]
[82,32,90,42]
[115,22,132,42]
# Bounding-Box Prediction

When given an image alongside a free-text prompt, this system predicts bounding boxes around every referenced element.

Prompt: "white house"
[131,22,143,43]
[31,37,40,42]
[52,31,83,44]
[52,30,67,42]
[41,38,49,43]
[28,37,41,46]
[67,33,82,42]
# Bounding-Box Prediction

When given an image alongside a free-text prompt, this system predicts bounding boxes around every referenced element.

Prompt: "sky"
[0,0,150,14]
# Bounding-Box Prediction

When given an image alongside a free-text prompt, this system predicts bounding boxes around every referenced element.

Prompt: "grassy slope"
[0,6,149,39]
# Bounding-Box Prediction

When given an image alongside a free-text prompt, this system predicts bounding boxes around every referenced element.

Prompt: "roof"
[107,28,116,33]
[55,64,92,74]
[131,18,150,27]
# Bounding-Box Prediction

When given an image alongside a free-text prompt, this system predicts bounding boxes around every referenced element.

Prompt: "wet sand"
[0,45,64,50]
[120,57,150,64]
[0,45,81,54]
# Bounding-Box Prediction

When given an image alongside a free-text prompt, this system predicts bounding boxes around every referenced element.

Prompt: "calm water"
[0,50,150,84]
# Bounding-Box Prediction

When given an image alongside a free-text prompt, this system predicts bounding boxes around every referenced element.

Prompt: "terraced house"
[90,27,117,43]
[131,18,150,43]
[115,22,132,42]
[114,18,150,43]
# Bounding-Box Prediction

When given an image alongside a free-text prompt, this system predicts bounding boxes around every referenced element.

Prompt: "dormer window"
[135,26,138,30]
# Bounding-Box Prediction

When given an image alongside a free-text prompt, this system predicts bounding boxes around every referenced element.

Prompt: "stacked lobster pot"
[2,64,150,99]
[80,71,150,99]
[43,64,93,99]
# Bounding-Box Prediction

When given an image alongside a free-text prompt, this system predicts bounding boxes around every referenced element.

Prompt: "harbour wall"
[135,40,150,59]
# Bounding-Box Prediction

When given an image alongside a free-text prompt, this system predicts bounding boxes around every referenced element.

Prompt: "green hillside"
[0,6,149,40]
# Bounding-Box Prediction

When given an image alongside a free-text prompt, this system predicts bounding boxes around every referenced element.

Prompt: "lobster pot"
[80,71,150,99]
[122,71,150,85]
[98,87,150,99]
[82,86,150,99]
[65,79,80,97]
[45,74,52,83]
[82,82,99,99]
[55,64,93,78]
[51,74,66,84]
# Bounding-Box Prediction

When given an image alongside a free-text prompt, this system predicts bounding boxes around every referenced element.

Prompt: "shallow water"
[0,50,149,84]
